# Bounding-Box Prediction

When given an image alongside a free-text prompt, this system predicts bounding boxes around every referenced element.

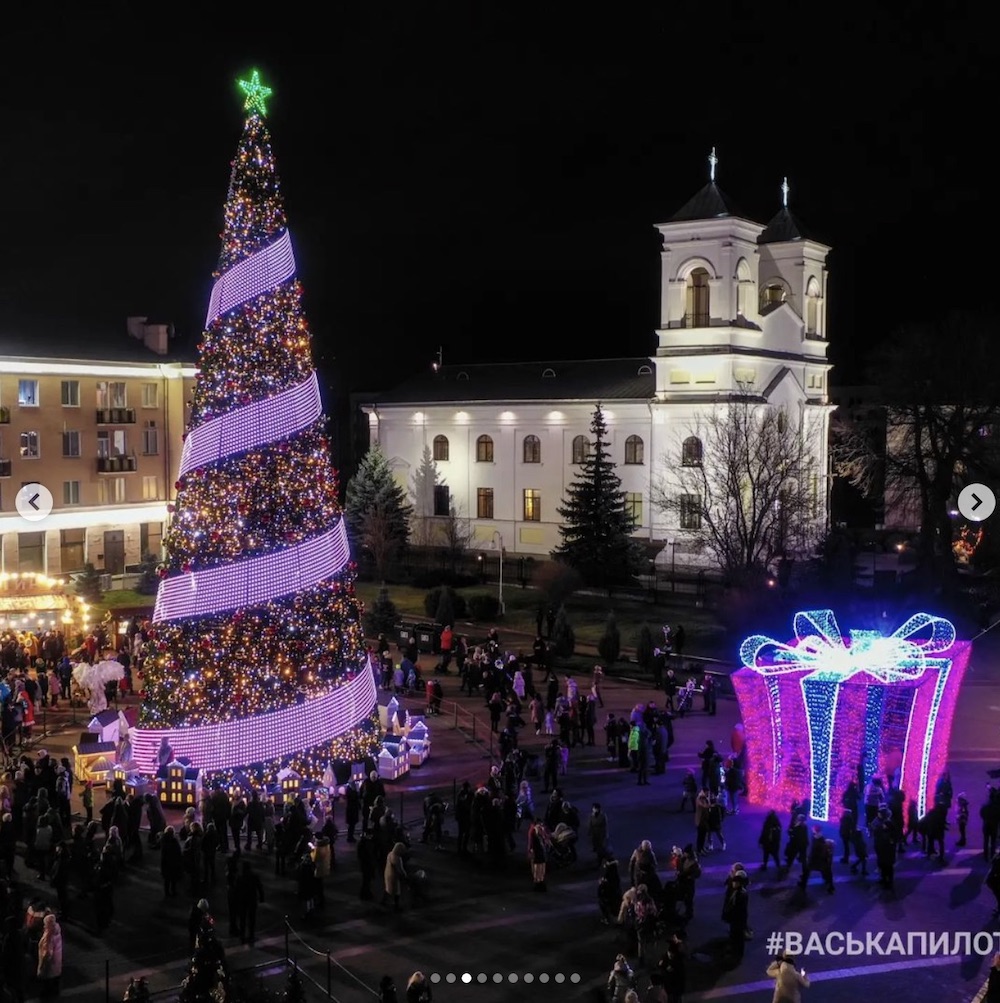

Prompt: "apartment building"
[0,316,196,576]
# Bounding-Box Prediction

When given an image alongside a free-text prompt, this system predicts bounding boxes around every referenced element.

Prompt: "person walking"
[759,810,782,871]
[528,820,548,892]
[589,803,611,864]
[723,867,750,963]
[798,827,834,893]
[383,841,408,911]
[36,913,63,998]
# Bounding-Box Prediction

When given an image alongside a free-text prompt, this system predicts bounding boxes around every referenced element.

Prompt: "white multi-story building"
[360,155,834,562]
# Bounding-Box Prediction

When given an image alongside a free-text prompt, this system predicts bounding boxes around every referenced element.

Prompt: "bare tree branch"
[653,397,823,577]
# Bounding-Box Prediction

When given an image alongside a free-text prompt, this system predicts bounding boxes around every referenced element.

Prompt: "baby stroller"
[549,822,578,867]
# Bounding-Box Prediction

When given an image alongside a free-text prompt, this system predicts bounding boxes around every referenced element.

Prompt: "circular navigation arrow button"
[958,483,997,522]
[15,482,54,522]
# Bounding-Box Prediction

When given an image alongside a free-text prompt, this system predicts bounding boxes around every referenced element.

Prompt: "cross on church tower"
[708,147,718,182]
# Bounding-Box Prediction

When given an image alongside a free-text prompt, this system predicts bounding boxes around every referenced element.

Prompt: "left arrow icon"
[15,482,53,521]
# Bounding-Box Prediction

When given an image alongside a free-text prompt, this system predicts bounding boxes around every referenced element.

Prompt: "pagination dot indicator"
[430,972,581,984]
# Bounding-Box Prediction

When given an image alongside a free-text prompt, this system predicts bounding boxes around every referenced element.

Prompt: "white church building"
[359,153,833,564]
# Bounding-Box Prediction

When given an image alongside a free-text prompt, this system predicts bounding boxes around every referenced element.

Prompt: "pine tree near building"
[554,405,642,588]
[135,71,379,779]
[344,442,412,574]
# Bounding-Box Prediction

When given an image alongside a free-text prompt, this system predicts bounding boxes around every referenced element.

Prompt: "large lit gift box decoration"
[732,610,970,821]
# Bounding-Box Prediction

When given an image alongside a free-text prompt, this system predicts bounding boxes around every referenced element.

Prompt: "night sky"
[1,8,987,434]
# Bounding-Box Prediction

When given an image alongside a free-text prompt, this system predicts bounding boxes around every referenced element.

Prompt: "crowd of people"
[4,617,998,1001]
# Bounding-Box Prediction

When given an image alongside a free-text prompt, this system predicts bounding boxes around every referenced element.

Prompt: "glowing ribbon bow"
[740,609,955,682]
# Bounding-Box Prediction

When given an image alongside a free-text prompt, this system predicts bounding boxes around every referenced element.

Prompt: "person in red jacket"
[439,625,454,671]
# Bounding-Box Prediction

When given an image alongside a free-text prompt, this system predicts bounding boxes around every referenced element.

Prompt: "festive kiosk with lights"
[130,71,379,783]
[732,610,970,821]
[0,573,92,633]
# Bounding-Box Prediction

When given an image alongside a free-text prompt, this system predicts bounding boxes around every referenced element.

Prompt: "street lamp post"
[667,538,679,592]
[492,531,506,616]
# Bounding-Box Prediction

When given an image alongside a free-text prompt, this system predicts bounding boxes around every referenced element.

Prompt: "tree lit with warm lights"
[138,71,379,777]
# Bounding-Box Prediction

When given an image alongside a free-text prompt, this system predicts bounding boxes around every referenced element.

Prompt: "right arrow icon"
[958,483,996,522]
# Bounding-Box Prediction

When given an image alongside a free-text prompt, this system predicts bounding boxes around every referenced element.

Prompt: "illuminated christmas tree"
[132,71,379,779]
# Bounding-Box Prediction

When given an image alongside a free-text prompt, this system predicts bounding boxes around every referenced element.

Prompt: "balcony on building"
[96,455,138,473]
[96,407,136,424]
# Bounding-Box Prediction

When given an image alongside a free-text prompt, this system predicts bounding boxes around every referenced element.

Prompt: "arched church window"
[806,277,822,336]
[432,435,449,461]
[735,258,753,317]
[685,268,710,327]
[681,436,703,467]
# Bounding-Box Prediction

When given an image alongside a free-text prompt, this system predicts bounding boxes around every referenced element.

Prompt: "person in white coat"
[766,952,810,1003]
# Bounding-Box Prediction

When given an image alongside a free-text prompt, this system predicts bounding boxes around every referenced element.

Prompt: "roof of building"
[757,206,811,245]
[668,182,744,223]
[0,321,196,364]
[362,358,657,405]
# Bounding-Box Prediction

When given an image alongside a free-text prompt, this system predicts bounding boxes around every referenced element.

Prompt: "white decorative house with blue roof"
[360,153,833,565]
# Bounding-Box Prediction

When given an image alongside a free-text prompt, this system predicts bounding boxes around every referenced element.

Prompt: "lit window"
[476,435,494,463]
[142,475,159,500]
[142,383,159,408]
[433,435,450,461]
[523,435,541,463]
[97,381,127,409]
[98,477,127,505]
[20,431,40,458]
[681,436,703,467]
[571,435,591,464]
[523,489,541,522]
[762,284,786,309]
[625,492,643,525]
[18,380,39,407]
[624,435,644,465]
[61,381,80,407]
[477,487,494,519]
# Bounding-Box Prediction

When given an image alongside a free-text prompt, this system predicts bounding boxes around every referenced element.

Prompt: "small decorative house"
[407,720,431,766]
[88,709,120,745]
[72,741,117,783]
[157,759,202,808]
[377,744,410,781]
[379,697,400,732]
[277,767,302,801]
[351,762,367,784]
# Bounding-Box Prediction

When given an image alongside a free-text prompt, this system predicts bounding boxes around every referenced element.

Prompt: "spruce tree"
[554,405,642,587]
[344,442,412,557]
